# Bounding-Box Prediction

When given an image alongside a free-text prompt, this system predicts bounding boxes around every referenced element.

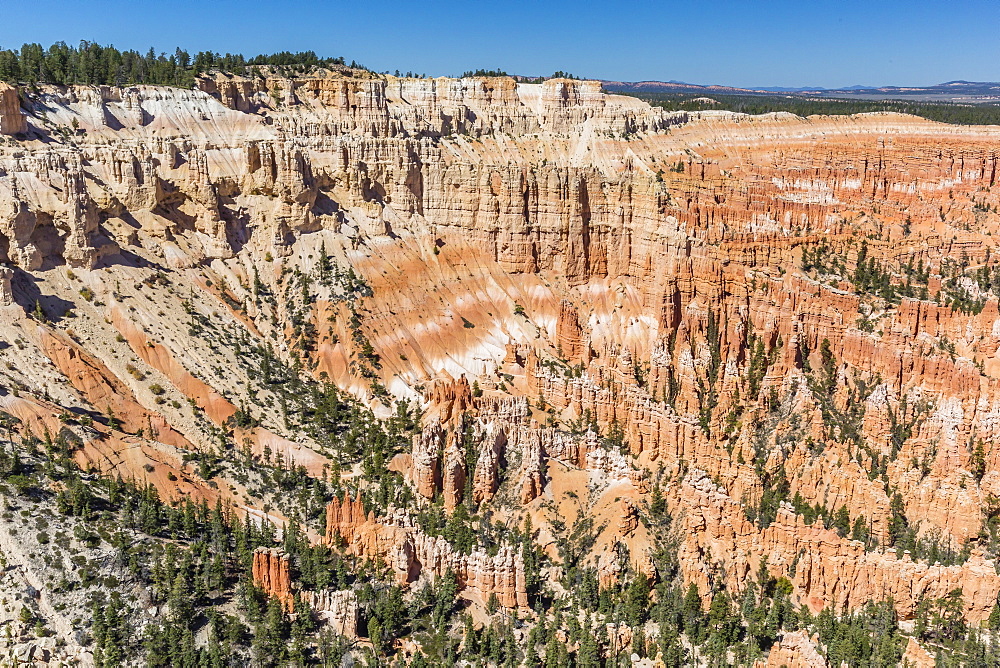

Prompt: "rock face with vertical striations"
[755,631,827,668]
[441,431,466,511]
[0,83,26,135]
[556,300,587,363]
[251,545,359,635]
[251,547,294,610]
[471,422,506,504]
[677,470,1000,622]
[323,494,529,608]
[324,491,369,545]
[305,590,359,637]
[409,420,444,499]
[7,64,1000,661]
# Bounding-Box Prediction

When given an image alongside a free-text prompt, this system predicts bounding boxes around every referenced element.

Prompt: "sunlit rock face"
[4,68,1000,644]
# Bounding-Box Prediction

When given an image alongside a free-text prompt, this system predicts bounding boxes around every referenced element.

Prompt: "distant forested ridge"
[0,41,358,88]
[621,91,1000,126]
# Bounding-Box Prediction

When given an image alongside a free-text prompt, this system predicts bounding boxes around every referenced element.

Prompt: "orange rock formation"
[4,70,1000,641]
[252,547,294,610]
[324,494,528,608]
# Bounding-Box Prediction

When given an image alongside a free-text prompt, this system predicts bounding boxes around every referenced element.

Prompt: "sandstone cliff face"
[251,546,359,634]
[323,495,529,608]
[756,631,826,668]
[305,589,359,637]
[252,547,294,610]
[0,83,26,135]
[677,471,1000,622]
[5,70,1000,632]
[197,73,677,138]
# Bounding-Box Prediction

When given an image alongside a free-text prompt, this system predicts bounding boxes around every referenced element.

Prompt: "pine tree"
[989,596,1000,630]
[888,493,909,547]
[833,505,851,537]
[971,441,987,481]
[851,515,870,545]
[682,582,704,640]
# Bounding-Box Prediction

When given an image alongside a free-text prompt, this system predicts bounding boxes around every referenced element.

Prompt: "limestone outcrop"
[0,265,13,306]
[251,546,359,635]
[441,433,466,511]
[409,420,444,499]
[471,423,506,504]
[324,491,370,546]
[677,470,1000,622]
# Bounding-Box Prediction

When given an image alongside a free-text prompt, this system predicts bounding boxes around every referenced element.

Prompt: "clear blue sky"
[0,0,997,88]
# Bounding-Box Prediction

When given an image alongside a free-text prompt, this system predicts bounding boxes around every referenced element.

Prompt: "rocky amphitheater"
[1,68,1000,664]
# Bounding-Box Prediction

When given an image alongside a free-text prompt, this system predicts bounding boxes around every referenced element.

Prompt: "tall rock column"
[472,423,506,504]
[0,266,13,306]
[410,421,445,499]
[556,300,587,362]
[251,547,294,611]
[324,492,368,545]
[0,84,26,135]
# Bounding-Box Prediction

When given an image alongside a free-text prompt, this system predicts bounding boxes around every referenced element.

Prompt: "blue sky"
[0,0,997,88]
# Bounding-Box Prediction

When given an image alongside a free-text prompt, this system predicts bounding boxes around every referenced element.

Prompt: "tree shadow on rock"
[9,266,76,323]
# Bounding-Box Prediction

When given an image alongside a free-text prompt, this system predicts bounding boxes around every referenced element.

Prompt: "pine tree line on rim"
[0,41,363,88]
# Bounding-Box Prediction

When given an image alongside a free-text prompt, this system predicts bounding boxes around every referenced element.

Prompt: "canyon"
[1,65,1000,663]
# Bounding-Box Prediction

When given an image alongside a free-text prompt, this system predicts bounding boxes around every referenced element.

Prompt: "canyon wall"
[2,70,1000,655]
